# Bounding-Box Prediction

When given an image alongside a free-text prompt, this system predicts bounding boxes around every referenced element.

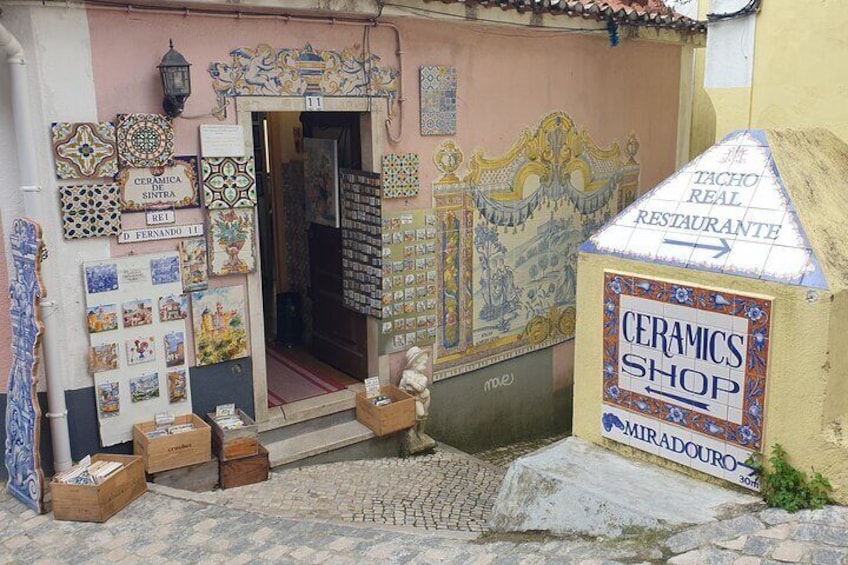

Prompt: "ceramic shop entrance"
[237,97,384,432]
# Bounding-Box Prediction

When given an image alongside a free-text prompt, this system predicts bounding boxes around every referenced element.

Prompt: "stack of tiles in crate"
[51,454,146,523]
[132,413,212,474]
[207,405,267,489]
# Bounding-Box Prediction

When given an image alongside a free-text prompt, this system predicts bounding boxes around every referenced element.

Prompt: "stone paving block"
[742,536,778,557]
[772,540,809,562]
[811,547,848,565]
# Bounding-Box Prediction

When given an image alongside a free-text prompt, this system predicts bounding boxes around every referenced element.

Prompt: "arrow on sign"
[644,386,711,410]
[663,237,731,259]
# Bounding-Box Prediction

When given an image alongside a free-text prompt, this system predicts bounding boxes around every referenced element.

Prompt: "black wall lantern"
[158,39,191,118]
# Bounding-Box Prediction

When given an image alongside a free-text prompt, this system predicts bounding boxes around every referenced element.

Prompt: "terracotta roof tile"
[424,0,705,32]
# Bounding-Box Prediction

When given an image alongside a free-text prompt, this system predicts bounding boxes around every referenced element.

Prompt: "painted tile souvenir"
[87,304,119,333]
[382,153,420,199]
[179,237,209,291]
[191,285,250,366]
[122,299,153,328]
[151,256,181,285]
[118,156,200,211]
[126,336,156,365]
[419,65,457,136]
[201,156,257,208]
[207,208,256,275]
[584,130,826,289]
[163,331,185,367]
[97,382,120,418]
[115,113,174,168]
[129,373,160,403]
[59,183,121,240]
[158,294,188,322]
[85,263,119,294]
[600,271,771,491]
[51,121,118,180]
[304,138,339,227]
[167,369,188,403]
[5,218,46,513]
[89,343,119,373]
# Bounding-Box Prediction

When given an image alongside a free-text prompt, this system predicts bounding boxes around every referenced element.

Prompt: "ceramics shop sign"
[200,124,245,157]
[586,130,827,288]
[119,156,200,211]
[118,224,204,244]
[601,271,772,491]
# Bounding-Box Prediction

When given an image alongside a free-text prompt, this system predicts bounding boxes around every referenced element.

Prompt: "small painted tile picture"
[202,156,258,208]
[304,138,340,227]
[382,153,420,199]
[59,183,121,240]
[191,285,250,366]
[208,208,256,275]
[122,299,153,328]
[116,113,174,168]
[51,121,118,180]
[85,263,119,294]
[158,294,188,322]
[130,372,160,403]
[89,343,119,373]
[179,237,209,291]
[97,382,120,418]
[419,65,457,136]
[126,336,156,365]
[151,256,181,285]
[167,369,188,404]
[87,304,119,334]
[163,331,186,367]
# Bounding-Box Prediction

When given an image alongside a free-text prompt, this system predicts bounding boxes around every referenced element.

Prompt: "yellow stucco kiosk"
[574,129,848,501]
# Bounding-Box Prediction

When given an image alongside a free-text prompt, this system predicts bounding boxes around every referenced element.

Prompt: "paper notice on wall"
[200,124,245,157]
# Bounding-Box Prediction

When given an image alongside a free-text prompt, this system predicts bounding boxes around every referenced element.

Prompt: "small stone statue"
[399,346,437,454]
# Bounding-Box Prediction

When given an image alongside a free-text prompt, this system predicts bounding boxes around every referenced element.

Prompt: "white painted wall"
[705,0,757,89]
[1,3,110,393]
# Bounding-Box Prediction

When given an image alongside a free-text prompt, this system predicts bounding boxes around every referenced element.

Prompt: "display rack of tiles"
[378,209,438,354]
[51,122,118,180]
[419,65,457,136]
[601,271,771,491]
[59,183,121,239]
[382,153,420,199]
[340,169,383,317]
[115,113,174,168]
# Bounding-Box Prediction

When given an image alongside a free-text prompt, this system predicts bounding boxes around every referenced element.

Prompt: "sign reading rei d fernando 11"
[601,272,771,491]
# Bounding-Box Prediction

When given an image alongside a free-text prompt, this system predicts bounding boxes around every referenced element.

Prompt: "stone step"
[265,420,376,468]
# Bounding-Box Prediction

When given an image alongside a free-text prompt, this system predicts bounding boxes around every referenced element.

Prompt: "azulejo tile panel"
[207,208,256,275]
[382,153,420,199]
[419,65,457,136]
[201,156,257,208]
[116,113,175,168]
[59,183,121,239]
[51,122,118,180]
[601,271,771,492]
[5,218,46,513]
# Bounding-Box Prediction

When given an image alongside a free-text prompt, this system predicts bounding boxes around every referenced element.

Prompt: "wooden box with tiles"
[219,444,269,489]
[355,384,415,437]
[51,454,147,523]
[207,408,259,461]
[133,413,211,474]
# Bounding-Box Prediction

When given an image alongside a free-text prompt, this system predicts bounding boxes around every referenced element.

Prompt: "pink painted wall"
[0,220,10,393]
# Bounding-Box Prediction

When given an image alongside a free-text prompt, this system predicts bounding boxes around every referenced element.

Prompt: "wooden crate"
[150,457,219,492]
[51,454,147,523]
[355,384,415,437]
[219,444,269,489]
[207,408,259,461]
[133,413,211,474]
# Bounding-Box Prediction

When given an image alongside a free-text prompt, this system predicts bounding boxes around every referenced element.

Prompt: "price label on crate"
[364,376,381,399]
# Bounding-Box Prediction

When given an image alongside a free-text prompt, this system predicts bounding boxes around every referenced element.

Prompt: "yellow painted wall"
[572,253,848,502]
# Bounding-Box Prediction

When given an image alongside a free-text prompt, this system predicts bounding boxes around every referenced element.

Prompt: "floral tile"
[51,122,118,180]
[420,65,457,136]
[201,156,257,208]
[115,113,174,168]
[59,183,121,239]
[382,153,420,199]
[207,208,256,275]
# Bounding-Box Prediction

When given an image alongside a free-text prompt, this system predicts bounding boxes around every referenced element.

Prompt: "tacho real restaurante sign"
[601,271,771,491]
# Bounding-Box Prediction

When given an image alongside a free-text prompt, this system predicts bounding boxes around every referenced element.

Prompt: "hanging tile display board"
[378,209,438,354]
[83,251,192,446]
[59,183,122,239]
[115,113,175,168]
[201,156,257,208]
[419,65,457,136]
[207,208,256,275]
[51,122,118,180]
[340,169,383,317]
[382,153,420,199]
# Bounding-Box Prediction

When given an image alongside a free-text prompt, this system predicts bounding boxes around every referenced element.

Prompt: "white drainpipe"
[1,21,73,473]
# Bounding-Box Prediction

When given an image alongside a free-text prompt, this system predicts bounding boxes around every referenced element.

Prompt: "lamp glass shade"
[161,65,191,97]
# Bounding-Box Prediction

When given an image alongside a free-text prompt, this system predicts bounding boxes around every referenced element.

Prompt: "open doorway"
[254,110,369,408]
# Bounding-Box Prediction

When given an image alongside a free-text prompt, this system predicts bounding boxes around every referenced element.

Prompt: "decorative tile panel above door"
[51,122,118,180]
[115,113,174,168]
[201,156,257,208]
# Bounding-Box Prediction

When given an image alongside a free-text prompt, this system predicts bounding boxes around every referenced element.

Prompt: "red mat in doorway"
[266,347,346,407]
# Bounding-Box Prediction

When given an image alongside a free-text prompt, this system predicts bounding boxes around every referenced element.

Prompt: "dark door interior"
[302,112,368,380]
